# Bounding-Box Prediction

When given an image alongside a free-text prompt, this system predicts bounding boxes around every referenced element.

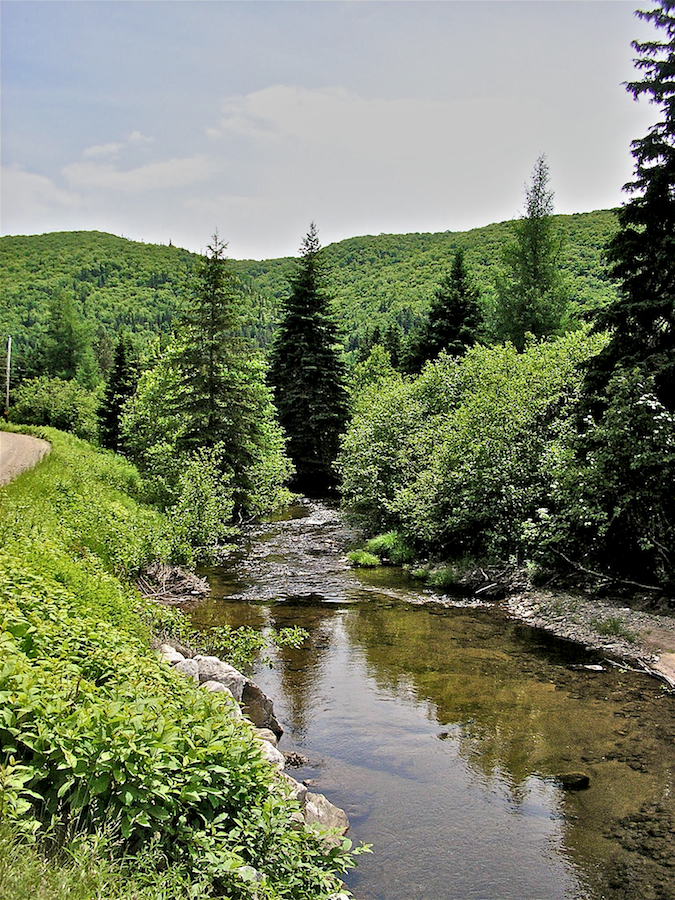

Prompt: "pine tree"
[584,0,675,412]
[491,155,568,351]
[98,332,137,452]
[268,224,349,493]
[404,249,481,372]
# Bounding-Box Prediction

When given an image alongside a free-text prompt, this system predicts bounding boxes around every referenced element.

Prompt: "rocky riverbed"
[504,585,675,689]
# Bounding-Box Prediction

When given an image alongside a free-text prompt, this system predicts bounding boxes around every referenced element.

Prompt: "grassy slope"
[0,427,356,899]
[1,210,619,365]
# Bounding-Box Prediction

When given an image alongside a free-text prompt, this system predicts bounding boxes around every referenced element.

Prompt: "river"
[188,501,675,900]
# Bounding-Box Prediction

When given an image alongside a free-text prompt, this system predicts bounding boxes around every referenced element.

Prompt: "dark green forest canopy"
[1,209,619,371]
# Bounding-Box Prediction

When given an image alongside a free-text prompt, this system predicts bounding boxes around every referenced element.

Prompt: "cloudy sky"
[1,1,659,259]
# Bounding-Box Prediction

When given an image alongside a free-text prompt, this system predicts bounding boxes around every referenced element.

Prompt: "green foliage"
[167,445,237,564]
[403,249,481,372]
[583,1,675,414]
[34,290,99,389]
[10,377,100,442]
[98,334,138,453]
[268,224,349,493]
[488,155,569,350]
[339,331,608,560]
[120,238,293,533]
[0,231,194,384]
[347,550,381,568]
[559,2,675,588]
[0,428,360,898]
[530,369,675,585]
[364,532,415,565]
[1,213,618,379]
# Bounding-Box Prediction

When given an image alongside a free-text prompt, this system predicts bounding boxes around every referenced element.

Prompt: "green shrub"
[340,330,608,561]
[10,377,100,442]
[347,550,381,568]
[365,531,415,565]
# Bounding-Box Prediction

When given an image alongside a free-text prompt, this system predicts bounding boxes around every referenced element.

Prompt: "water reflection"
[189,504,675,900]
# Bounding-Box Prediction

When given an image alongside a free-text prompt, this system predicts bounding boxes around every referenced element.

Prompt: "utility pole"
[4,336,11,421]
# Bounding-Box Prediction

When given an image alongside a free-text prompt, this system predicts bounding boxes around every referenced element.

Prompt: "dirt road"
[0,431,51,487]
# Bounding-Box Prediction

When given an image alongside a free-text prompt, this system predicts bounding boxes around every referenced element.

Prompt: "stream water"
[188,502,675,900]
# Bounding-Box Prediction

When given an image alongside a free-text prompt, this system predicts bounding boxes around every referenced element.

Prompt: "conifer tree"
[491,155,568,351]
[171,233,286,508]
[404,249,481,372]
[39,291,98,387]
[584,0,675,412]
[98,332,137,452]
[268,224,349,493]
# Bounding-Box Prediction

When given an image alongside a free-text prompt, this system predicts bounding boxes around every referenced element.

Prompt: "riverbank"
[504,585,675,689]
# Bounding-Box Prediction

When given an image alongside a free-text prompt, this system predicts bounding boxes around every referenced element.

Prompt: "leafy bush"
[364,532,415,565]
[339,330,608,561]
[528,369,675,586]
[10,377,100,442]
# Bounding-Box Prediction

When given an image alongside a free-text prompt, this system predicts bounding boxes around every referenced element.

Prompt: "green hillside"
[1,209,619,376]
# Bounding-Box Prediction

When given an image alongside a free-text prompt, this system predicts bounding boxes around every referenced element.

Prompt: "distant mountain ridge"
[0,209,619,374]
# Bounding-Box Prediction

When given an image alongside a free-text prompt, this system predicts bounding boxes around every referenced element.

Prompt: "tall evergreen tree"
[171,233,286,507]
[584,0,675,412]
[491,154,568,351]
[403,249,481,372]
[268,224,349,493]
[558,2,675,586]
[98,333,137,452]
[39,291,98,387]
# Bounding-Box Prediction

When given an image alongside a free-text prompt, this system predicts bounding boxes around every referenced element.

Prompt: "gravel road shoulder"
[0,431,51,486]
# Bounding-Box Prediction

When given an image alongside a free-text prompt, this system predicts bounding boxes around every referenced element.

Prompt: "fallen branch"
[552,549,661,593]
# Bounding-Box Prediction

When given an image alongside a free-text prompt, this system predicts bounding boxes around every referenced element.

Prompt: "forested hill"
[1,209,618,374]
[236,209,620,351]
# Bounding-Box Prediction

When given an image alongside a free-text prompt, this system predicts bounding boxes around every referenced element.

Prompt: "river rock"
[553,772,590,791]
[280,773,308,805]
[242,680,283,737]
[259,740,286,770]
[193,655,246,701]
[159,644,185,665]
[303,792,350,834]
[254,727,278,746]
[174,658,200,682]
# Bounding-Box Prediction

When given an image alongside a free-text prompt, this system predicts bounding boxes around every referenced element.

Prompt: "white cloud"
[83,142,123,158]
[62,154,218,193]
[128,130,154,145]
[1,166,78,227]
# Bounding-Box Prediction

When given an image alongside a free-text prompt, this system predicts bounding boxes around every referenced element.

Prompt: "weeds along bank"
[0,427,360,900]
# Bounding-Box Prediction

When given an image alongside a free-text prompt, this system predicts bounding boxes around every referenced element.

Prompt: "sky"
[0,0,661,260]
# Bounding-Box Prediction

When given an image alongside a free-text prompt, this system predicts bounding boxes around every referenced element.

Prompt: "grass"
[347,549,381,568]
[591,616,637,643]
[364,531,415,565]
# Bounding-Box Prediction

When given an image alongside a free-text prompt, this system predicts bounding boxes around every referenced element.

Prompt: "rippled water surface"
[189,502,675,900]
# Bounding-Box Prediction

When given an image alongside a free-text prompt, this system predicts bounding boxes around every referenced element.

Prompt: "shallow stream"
[189,502,675,900]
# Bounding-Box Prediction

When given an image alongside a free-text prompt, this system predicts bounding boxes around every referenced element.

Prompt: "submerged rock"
[553,772,590,791]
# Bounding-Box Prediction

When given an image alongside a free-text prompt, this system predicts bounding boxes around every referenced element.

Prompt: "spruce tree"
[404,249,481,372]
[268,224,349,493]
[584,0,675,412]
[171,233,283,507]
[491,155,568,351]
[98,332,137,452]
[561,1,675,586]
